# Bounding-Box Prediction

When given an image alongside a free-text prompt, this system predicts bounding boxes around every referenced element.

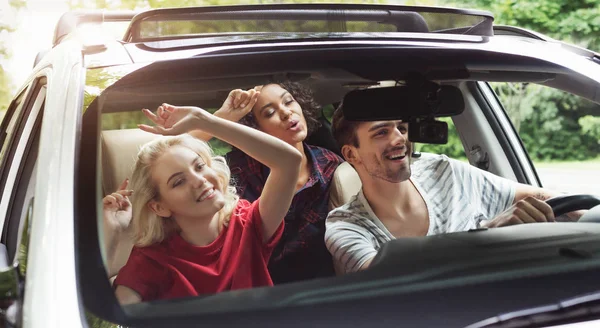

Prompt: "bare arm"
[146,89,260,142]
[115,286,142,305]
[102,179,134,277]
[140,104,301,242]
[483,183,582,228]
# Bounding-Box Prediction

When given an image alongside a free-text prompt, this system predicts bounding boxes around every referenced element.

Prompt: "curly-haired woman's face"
[251,84,308,145]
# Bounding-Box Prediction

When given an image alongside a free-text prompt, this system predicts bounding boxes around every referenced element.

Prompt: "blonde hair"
[129,134,239,247]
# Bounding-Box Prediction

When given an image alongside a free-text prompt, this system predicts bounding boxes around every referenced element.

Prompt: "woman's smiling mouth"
[196,188,216,202]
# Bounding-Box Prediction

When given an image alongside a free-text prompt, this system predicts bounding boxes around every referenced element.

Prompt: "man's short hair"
[331,102,360,148]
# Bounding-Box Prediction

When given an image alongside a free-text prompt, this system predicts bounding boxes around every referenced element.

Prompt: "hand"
[481,196,555,228]
[215,88,261,122]
[103,179,133,232]
[139,103,210,135]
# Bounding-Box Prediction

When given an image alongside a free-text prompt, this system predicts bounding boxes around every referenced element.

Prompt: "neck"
[294,142,311,189]
[361,175,417,221]
[175,212,221,246]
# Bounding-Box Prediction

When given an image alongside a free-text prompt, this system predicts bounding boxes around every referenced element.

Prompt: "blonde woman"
[106,104,301,304]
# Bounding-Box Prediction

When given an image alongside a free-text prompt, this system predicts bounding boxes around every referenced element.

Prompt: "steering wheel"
[546,194,600,222]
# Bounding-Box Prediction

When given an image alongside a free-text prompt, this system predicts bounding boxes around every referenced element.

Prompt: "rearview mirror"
[341,84,465,121]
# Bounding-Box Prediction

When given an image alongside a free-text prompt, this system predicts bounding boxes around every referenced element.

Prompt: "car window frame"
[0,76,46,258]
[0,76,48,233]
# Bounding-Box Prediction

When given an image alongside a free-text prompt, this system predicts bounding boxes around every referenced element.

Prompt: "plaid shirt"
[226,144,343,284]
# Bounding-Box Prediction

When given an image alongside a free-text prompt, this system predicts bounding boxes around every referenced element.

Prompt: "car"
[0,3,599,327]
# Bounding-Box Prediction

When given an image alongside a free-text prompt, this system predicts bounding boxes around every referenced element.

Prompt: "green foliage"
[490,82,600,161]
[0,0,25,116]
[440,0,600,161]
[442,0,600,52]
[580,115,600,141]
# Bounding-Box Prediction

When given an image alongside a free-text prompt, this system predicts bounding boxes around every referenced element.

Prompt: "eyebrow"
[368,122,395,133]
[259,91,290,113]
[166,157,200,185]
[367,121,405,133]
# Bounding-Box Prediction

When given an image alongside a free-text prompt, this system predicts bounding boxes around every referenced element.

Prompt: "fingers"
[138,124,172,135]
[103,195,117,207]
[142,108,163,125]
[161,103,176,113]
[229,89,260,109]
[513,207,537,224]
[116,189,133,197]
[514,197,555,223]
[240,89,260,111]
[526,197,555,222]
[104,192,131,209]
[228,89,243,108]
[118,178,129,191]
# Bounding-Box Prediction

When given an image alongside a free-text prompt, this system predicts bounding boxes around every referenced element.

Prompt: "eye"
[173,178,185,188]
[264,109,275,117]
[195,163,205,171]
[375,129,388,136]
[283,97,294,106]
[398,125,408,133]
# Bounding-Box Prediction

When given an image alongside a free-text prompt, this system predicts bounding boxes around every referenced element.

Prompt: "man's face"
[345,120,413,183]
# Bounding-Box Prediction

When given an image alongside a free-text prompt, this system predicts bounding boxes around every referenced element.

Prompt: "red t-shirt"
[114,199,283,301]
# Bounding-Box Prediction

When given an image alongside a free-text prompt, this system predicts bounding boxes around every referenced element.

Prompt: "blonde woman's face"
[150,145,225,219]
[251,84,308,145]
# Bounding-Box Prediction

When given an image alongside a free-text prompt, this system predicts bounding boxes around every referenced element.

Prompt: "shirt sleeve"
[245,198,284,257]
[113,248,169,301]
[449,157,516,221]
[325,212,378,274]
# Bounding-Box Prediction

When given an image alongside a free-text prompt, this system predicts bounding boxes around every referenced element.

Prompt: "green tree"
[0,0,25,116]
[439,0,600,161]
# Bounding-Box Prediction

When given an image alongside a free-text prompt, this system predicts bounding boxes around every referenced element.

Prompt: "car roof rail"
[493,25,600,60]
[123,4,494,43]
[53,10,138,47]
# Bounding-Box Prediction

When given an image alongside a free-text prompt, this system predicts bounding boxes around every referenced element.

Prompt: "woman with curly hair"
[182,81,344,284]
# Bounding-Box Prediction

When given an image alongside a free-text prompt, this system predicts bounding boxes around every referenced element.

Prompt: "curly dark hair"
[238,81,322,137]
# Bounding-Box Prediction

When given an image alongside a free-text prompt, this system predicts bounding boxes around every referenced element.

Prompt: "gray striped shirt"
[325,153,516,274]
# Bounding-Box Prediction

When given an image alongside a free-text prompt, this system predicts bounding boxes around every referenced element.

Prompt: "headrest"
[328,161,362,210]
[101,129,160,194]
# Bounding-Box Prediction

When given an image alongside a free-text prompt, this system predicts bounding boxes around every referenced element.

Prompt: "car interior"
[65,8,600,325]
[90,48,600,301]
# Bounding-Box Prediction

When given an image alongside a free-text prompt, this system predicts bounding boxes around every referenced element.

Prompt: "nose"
[191,173,207,188]
[391,127,407,146]
[279,107,292,120]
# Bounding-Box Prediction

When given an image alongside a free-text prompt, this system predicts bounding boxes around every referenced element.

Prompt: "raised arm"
[139,104,301,242]
[143,89,260,142]
[102,179,134,277]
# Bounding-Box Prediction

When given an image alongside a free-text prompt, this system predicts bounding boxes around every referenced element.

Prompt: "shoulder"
[327,193,370,226]
[117,246,169,281]
[412,153,464,179]
[307,144,344,178]
[228,199,259,225]
[307,145,343,166]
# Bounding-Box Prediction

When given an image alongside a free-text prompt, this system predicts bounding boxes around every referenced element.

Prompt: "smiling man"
[325,106,576,274]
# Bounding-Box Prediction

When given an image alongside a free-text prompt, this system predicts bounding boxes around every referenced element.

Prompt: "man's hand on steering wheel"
[481,196,555,228]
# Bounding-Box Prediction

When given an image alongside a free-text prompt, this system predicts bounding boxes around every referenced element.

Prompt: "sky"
[1,0,69,91]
